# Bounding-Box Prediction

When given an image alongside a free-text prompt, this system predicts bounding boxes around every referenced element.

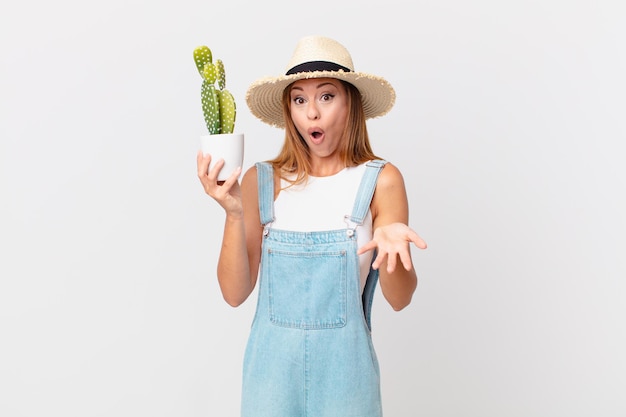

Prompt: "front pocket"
[267,249,347,329]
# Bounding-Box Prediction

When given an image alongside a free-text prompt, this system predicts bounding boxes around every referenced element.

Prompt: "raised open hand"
[357,222,427,273]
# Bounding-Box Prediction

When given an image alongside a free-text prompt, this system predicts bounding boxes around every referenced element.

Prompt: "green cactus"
[193,45,236,135]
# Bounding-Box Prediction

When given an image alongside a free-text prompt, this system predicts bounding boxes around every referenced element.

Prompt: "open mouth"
[307,127,324,141]
[308,128,324,144]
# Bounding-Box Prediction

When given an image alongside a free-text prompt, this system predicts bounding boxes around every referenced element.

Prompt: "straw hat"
[245,35,396,128]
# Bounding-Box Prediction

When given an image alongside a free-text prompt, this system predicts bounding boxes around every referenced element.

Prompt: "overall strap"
[348,159,387,331]
[255,162,275,226]
[347,159,387,226]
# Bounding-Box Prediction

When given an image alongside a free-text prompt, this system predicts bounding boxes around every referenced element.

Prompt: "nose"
[307,102,320,120]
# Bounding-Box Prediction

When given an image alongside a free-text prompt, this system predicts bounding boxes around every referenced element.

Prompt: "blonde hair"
[268,80,380,186]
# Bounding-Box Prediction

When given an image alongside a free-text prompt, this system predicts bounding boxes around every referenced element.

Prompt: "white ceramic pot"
[199,133,244,181]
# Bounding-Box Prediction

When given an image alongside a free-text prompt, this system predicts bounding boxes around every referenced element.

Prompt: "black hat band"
[286,61,352,75]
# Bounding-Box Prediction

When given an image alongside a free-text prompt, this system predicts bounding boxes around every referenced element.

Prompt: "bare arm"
[358,163,427,311]
[197,152,263,307]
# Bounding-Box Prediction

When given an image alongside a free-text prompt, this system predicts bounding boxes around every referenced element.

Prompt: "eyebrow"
[290,81,338,92]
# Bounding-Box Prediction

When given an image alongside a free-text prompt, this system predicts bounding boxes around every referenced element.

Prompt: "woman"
[197,35,426,417]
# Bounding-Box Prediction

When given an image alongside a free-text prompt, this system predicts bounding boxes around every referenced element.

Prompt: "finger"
[371,249,387,271]
[220,166,242,187]
[386,252,398,274]
[398,249,414,271]
[408,230,427,249]
[197,152,212,177]
[357,240,377,255]
[207,158,225,182]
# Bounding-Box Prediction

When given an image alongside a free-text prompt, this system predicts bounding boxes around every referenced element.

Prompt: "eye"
[292,96,305,105]
[320,93,334,102]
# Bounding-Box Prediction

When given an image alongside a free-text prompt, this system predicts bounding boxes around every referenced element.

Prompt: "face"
[289,78,349,164]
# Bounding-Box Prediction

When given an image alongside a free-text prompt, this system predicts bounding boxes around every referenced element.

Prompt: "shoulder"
[241,163,281,201]
[371,161,409,221]
[240,165,258,197]
[376,161,406,191]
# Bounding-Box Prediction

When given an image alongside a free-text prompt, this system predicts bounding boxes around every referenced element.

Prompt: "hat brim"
[245,70,396,128]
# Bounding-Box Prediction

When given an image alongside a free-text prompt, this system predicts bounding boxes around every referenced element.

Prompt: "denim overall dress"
[241,160,387,417]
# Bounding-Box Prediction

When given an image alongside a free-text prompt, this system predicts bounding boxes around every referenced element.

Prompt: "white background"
[1,0,625,416]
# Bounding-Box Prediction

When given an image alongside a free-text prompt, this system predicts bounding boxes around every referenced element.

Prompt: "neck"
[309,158,345,177]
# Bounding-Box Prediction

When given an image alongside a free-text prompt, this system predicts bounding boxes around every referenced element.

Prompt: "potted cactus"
[194,45,244,181]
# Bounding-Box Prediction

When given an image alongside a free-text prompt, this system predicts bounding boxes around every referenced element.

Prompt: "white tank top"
[272,163,374,291]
